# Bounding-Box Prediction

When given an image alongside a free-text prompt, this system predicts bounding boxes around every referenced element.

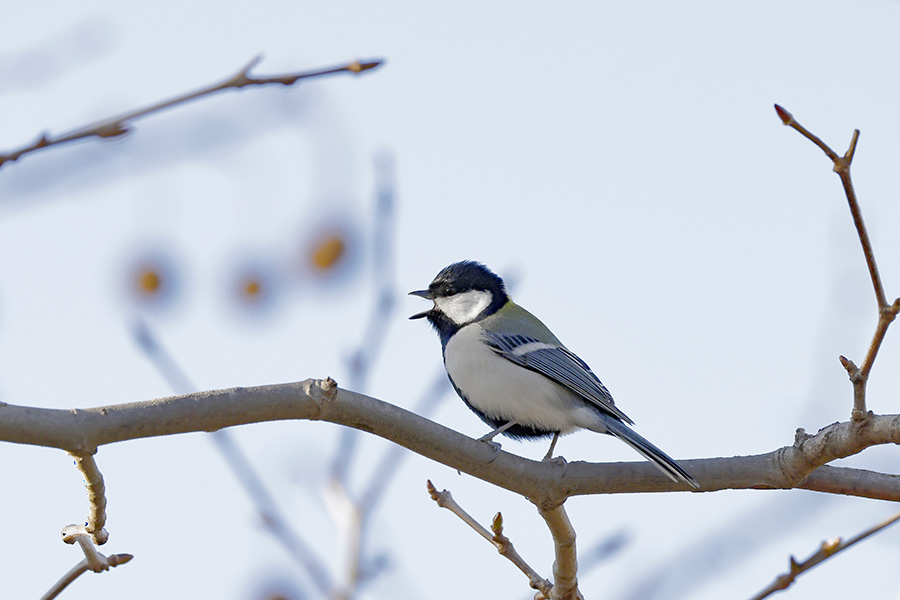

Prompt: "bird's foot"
[542,454,568,477]
[476,423,515,463]
[481,439,503,463]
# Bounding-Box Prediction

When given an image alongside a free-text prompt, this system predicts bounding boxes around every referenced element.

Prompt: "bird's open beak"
[408,289,434,319]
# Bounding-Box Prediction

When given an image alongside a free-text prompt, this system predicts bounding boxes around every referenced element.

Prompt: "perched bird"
[410,260,699,489]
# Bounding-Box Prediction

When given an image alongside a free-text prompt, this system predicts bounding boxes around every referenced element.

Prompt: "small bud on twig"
[774,104,794,126]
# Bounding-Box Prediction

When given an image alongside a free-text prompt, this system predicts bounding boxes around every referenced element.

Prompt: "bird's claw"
[542,454,568,477]
[480,439,503,463]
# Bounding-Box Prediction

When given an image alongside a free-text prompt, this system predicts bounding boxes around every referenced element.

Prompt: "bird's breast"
[444,324,602,434]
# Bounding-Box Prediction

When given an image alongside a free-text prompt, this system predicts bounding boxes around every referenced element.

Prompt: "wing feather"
[485,333,634,425]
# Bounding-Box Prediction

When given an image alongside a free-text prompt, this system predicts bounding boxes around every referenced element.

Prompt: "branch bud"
[774,104,794,125]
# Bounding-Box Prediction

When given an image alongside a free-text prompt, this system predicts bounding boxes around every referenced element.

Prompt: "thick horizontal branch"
[1,380,899,504]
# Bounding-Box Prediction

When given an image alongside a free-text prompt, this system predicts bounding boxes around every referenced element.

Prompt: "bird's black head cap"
[409,261,509,347]
[430,260,507,300]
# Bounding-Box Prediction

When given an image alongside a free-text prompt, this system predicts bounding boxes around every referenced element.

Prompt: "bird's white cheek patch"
[435,290,492,325]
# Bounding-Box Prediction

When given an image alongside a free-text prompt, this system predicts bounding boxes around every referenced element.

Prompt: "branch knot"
[776,446,809,488]
[302,378,338,410]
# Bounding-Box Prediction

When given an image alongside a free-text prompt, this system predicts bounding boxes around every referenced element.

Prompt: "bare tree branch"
[749,509,900,600]
[537,503,584,600]
[2,380,900,502]
[426,480,553,598]
[70,453,109,545]
[331,151,398,484]
[0,56,383,170]
[42,528,132,600]
[327,153,398,597]
[775,104,900,421]
[490,511,555,598]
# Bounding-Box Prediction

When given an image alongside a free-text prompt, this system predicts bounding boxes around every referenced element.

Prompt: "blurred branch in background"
[359,370,450,508]
[131,318,333,597]
[127,153,431,599]
[615,494,835,600]
[331,151,398,483]
[0,56,383,170]
[322,153,457,597]
[318,151,397,597]
[575,529,630,583]
[0,18,115,94]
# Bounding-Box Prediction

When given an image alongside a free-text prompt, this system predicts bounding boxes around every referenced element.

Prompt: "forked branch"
[775,104,900,420]
[42,527,132,600]
[426,481,554,598]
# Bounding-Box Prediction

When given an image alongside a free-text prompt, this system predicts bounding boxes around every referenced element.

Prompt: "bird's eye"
[445,286,457,296]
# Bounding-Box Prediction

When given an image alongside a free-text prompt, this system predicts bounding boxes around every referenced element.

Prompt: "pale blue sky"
[2,2,900,599]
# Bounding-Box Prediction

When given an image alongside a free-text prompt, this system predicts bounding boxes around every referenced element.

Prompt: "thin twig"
[426,480,553,597]
[775,104,899,420]
[749,510,900,600]
[774,104,840,162]
[0,56,383,169]
[856,297,900,383]
[70,453,109,545]
[491,511,554,598]
[43,528,132,600]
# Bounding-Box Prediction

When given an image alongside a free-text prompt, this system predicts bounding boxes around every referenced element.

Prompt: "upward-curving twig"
[426,480,554,598]
[42,528,132,600]
[0,56,383,170]
[775,104,900,421]
[749,509,900,600]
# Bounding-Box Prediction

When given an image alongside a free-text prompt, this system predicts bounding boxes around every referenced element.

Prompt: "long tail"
[601,418,700,489]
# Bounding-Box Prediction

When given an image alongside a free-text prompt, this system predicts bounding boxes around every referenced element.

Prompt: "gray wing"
[485,333,634,425]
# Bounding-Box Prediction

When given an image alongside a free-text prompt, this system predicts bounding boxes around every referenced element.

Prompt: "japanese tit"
[410,260,699,489]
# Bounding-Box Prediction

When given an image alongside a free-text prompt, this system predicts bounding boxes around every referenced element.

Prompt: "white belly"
[444,324,605,434]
